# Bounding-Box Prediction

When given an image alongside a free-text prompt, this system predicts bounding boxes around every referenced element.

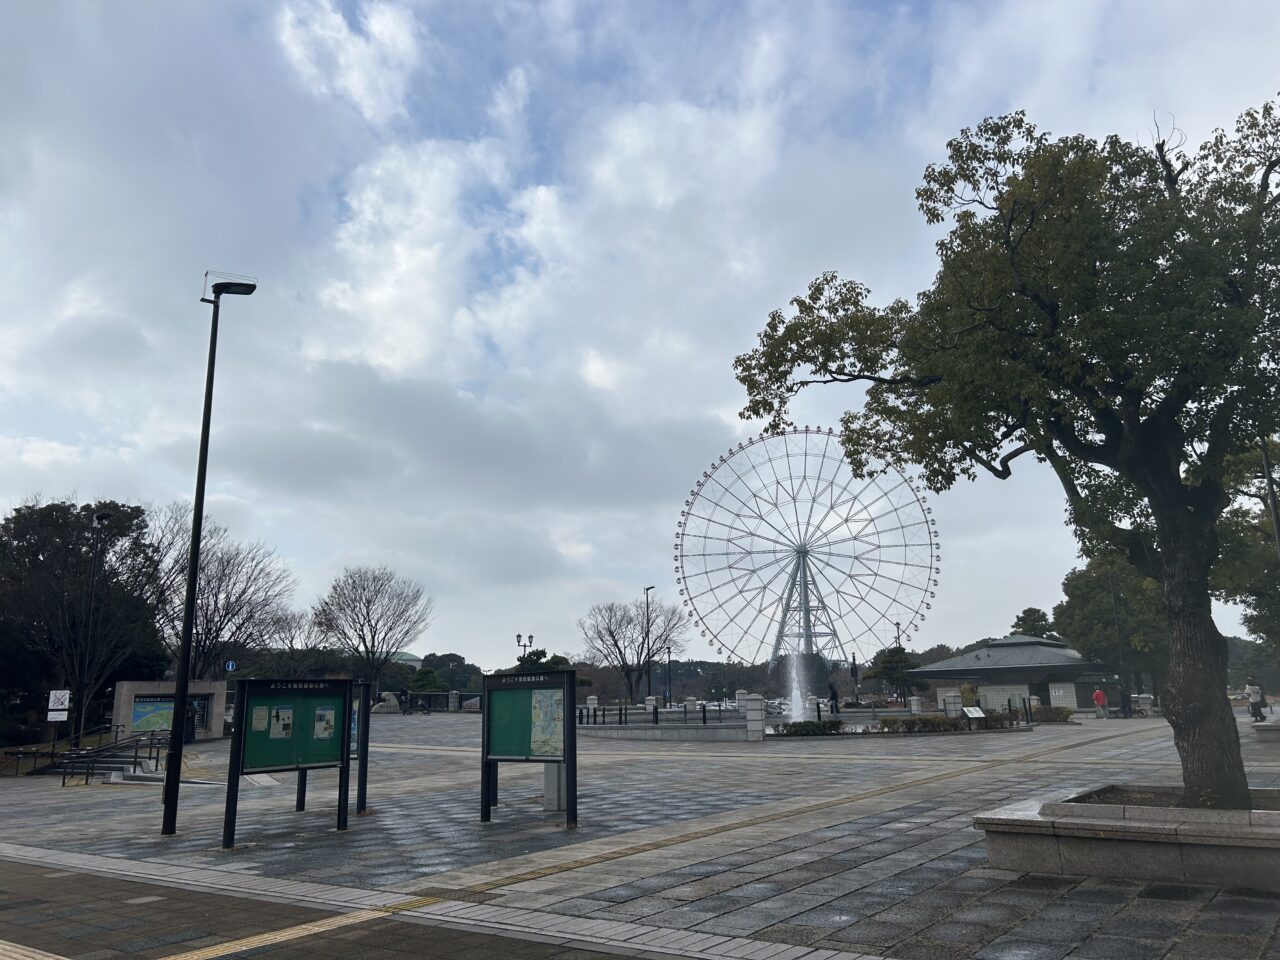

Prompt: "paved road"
[1,712,1278,959]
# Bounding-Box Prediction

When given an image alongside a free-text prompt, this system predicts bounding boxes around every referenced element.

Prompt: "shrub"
[1032,705,1075,723]
[774,719,844,736]
[878,716,904,732]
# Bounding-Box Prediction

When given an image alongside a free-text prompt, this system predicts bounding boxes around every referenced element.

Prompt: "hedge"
[773,719,845,736]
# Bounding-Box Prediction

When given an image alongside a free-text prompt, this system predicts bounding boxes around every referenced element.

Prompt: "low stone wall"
[578,723,751,742]
[975,785,1280,890]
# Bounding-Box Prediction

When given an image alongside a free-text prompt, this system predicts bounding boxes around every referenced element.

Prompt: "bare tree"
[312,566,434,692]
[258,609,333,677]
[152,503,297,679]
[577,596,687,703]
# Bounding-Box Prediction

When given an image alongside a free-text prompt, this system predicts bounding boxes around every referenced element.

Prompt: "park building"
[906,634,1119,713]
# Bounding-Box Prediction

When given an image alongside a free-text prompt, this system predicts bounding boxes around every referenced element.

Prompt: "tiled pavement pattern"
[2,710,1280,958]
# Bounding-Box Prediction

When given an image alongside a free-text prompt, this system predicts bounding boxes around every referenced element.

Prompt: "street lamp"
[643,585,655,698]
[82,511,112,743]
[664,643,672,708]
[516,633,534,658]
[161,273,255,836]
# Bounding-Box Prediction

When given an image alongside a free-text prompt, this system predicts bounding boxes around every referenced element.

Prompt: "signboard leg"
[296,769,307,812]
[222,679,248,849]
[337,680,353,831]
[356,682,370,814]
[565,672,577,829]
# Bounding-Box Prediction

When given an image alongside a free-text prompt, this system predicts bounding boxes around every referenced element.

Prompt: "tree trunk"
[1159,524,1251,808]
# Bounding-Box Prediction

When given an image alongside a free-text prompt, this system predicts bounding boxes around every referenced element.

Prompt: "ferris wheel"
[674,427,939,666]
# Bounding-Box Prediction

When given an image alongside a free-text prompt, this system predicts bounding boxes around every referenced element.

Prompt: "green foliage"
[880,713,1014,733]
[512,648,573,672]
[1053,556,1168,679]
[411,666,448,692]
[1010,607,1057,638]
[863,646,927,700]
[773,719,844,736]
[419,653,484,692]
[0,500,162,737]
[1032,706,1076,723]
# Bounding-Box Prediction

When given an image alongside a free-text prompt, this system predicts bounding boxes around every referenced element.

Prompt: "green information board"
[241,679,348,773]
[486,686,565,760]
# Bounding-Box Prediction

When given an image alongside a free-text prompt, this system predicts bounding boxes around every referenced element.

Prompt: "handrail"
[59,731,168,787]
[5,723,127,775]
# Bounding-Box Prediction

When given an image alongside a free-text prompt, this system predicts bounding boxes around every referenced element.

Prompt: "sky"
[2,1,1276,670]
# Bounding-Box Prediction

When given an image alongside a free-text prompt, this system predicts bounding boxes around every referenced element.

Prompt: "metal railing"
[576,703,744,726]
[4,723,126,776]
[59,731,169,787]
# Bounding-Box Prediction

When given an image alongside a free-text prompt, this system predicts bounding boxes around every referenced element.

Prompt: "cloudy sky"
[2,1,1276,670]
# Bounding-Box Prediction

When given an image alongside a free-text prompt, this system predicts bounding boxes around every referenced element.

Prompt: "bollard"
[817,703,823,722]
[653,704,659,725]
[683,703,688,724]
[701,704,707,724]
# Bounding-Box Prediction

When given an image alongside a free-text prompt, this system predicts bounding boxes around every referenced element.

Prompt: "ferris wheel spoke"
[807,470,879,540]
[846,556,926,616]
[683,511,801,550]
[811,512,930,552]
[809,558,883,649]
[799,434,836,542]
[683,551,793,591]
[702,460,802,548]
[808,484,903,549]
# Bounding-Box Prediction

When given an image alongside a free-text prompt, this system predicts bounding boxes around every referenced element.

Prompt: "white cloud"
[278,0,420,127]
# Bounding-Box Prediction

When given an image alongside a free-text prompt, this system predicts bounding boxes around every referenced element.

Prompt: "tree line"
[0,498,433,744]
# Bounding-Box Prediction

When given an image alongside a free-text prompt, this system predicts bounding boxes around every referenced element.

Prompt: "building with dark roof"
[907,634,1118,712]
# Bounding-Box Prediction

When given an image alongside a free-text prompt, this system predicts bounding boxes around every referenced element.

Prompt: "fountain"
[788,656,805,721]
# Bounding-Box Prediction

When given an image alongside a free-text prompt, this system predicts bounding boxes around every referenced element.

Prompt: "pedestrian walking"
[1246,677,1267,722]
[828,683,841,715]
[1092,687,1108,719]
[399,687,411,714]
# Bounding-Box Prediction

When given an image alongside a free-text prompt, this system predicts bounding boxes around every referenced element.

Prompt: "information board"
[487,686,565,759]
[962,706,986,719]
[241,679,349,773]
[481,670,577,827]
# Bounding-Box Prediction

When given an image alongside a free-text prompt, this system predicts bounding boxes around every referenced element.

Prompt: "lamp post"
[161,276,255,836]
[664,643,672,708]
[643,585,655,698]
[80,511,112,743]
[516,632,534,664]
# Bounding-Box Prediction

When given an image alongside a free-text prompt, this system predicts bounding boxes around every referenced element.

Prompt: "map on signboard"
[131,697,174,731]
[313,706,335,740]
[252,706,268,732]
[530,689,564,757]
[270,706,293,739]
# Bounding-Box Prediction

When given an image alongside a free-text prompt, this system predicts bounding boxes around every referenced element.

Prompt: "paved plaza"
[2,712,1280,959]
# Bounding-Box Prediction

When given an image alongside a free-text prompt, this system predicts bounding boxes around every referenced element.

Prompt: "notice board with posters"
[240,679,350,774]
[481,670,577,827]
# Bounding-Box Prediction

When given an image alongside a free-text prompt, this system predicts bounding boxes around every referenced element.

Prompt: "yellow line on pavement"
[161,910,384,960]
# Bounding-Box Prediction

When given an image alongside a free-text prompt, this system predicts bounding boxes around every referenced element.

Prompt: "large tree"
[312,566,434,692]
[152,503,297,679]
[736,99,1280,807]
[0,501,161,738]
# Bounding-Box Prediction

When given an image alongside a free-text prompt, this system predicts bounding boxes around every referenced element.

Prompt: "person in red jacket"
[1090,691,1111,721]
[1092,687,1108,719]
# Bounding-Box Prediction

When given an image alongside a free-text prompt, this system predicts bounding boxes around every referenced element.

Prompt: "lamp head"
[211,281,257,297]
